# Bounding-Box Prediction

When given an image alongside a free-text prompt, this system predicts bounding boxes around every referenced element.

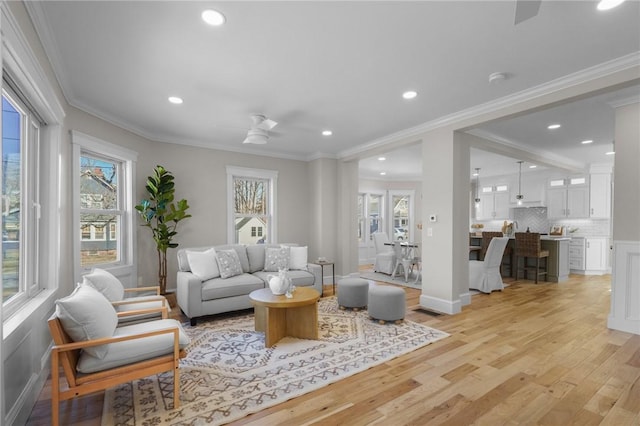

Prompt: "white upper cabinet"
[546,176,590,219]
[475,183,510,220]
[509,172,545,205]
[589,173,611,218]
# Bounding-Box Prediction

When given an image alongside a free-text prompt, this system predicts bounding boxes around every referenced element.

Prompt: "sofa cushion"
[201,274,265,300]
[253,269,315,288]
[82,268,125,302]
[76,319,190,373]
[216,249,244,279]
[264,246,290,272]
[56,284,118,359]
[213,244,250,272]
[186,248,220,280]
[289,246,308,271]
[246,244,266,273]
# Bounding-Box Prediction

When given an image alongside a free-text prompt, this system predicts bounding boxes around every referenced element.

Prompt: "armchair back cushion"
[82,267,125,302]
[55,284,118,359]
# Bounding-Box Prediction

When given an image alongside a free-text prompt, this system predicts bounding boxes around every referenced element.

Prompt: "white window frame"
[71,131,137,285]
[1,0,65,325]
[388,190,415,242]
[226,166,278,244]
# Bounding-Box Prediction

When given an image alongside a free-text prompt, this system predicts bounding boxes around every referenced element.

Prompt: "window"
[1,86,41,312]
[368,194,383,240]
[227,166,277,244]
[72,132,137,284]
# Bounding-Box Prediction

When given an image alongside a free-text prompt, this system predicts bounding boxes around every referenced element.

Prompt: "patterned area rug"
[102,297,448,425]
[360,270,422,289]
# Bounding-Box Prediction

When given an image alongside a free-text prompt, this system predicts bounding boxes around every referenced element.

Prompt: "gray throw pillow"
[215,249,244,279]
[55,284,118,359]
[264,246,290,272]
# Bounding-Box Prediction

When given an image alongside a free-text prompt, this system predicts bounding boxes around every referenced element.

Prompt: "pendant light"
[474,168,481,208]
[516,161,524,206]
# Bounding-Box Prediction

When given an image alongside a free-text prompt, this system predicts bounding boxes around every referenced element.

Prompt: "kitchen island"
[470,234,570,283]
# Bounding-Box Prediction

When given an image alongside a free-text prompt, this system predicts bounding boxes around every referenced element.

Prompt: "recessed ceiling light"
[380,172,387,176]
[581,140,594,144]
[472,172,479,176]
[488,72,509,84]
[378,157,386,161]
[202,9,225,26]
[322,130,333,136]
[597,0,626,11]
[547,124,561,130]
[168,96,183,104]
[529,165,537,169]
[402,90,418,100]
[605,151,615,155]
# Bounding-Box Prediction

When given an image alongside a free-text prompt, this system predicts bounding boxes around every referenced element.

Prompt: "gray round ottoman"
[368,285,406,324]
[337,278,369,310]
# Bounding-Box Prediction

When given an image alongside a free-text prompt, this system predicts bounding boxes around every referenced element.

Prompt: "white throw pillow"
[82,268,125,302]
[56,284,118,359]
[216,250,244,279]
[264,246,291,272]
[186,248,220,280]
[289,246,308,270]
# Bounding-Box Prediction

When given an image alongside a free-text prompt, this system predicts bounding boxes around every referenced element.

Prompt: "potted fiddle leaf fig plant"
[135,165,191,294]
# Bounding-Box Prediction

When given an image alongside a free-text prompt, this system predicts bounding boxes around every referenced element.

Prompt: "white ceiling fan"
[242,114,278,144]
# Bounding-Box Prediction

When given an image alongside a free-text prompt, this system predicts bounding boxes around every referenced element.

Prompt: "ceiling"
[26,1,640,175]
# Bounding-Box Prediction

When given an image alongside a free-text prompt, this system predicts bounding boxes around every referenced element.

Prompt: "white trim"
[71,131,138,286]
[459,292,472,306]
[419,293,462,315]
[607,240,640,335]
[226,166,279,244]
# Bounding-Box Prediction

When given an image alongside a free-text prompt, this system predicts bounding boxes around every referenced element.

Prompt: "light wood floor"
[28,272,640,425]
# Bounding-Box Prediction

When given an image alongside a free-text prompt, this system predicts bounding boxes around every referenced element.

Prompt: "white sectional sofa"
[176,244,322,325]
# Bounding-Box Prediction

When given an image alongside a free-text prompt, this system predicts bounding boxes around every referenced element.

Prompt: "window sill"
[3,289,57,339]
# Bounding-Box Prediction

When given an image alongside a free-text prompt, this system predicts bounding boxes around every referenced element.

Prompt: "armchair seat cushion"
[77,319,190,373]
[201,273,264,301]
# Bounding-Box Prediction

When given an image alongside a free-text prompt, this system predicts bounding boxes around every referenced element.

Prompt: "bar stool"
[515,232,549,283]
[481,232,512,277]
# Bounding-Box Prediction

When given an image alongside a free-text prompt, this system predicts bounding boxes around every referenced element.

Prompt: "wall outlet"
[427,227,433,237]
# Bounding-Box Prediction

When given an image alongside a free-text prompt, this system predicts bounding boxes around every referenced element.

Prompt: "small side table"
[310,260,335,295]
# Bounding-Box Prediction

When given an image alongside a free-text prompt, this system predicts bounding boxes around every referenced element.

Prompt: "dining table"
[384,241,420,282]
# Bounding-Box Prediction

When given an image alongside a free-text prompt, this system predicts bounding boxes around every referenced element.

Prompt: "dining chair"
[481,231,512,276]
[372,232,395,275]
[469,237,509,293]
[515,232,549,283]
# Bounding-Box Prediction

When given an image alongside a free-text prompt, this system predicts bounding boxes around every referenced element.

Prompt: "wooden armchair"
[48,284,189,426]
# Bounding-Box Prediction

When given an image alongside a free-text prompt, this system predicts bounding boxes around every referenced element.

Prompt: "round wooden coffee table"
[249,287,320,347]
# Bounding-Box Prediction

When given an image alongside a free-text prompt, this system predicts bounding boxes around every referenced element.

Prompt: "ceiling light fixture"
[547,124,561,130]
[322,130,333,136]
[402,90,418,100]
[378,157,386,161]
[581,140,593,144]
[202,9,226,26]
[605,151,615,155]
[168,96,183,104]
[474,168,481,208]
[529,165,537,169]
[516,161,524,206]
[597,0,626,11]
[380,172,387,176]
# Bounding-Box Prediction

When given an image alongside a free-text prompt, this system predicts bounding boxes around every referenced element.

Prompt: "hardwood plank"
[27,272,640,426]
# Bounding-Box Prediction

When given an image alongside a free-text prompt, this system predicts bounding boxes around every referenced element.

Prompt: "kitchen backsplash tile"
[513,207,549,234]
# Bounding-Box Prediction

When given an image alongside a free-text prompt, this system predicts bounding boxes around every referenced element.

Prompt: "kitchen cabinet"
[569,238,585,270]
[569,237,608,274]
[585,237,608,272]
[546,177,589,219]
[476,184,509,220]
[589,173,611,218]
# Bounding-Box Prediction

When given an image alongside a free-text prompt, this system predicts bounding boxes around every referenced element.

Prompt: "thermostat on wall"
[429,214,437,222]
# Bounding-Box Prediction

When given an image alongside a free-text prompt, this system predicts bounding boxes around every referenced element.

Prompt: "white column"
[608,101,640,335]
[308,158,338,264]
[336,160,360,278]
[419,129,470,314]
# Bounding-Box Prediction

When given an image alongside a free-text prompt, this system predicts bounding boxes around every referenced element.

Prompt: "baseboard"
[459,292,472,306]
[419,294,462,315]
[607,314,640,335]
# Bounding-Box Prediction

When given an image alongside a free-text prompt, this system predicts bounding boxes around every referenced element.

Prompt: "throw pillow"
[186,248,220,280]
[82,268,125,302]
[289,246,308,270]
[264,246,291,272]
[55,284,118,359]
[216,249,244,279]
